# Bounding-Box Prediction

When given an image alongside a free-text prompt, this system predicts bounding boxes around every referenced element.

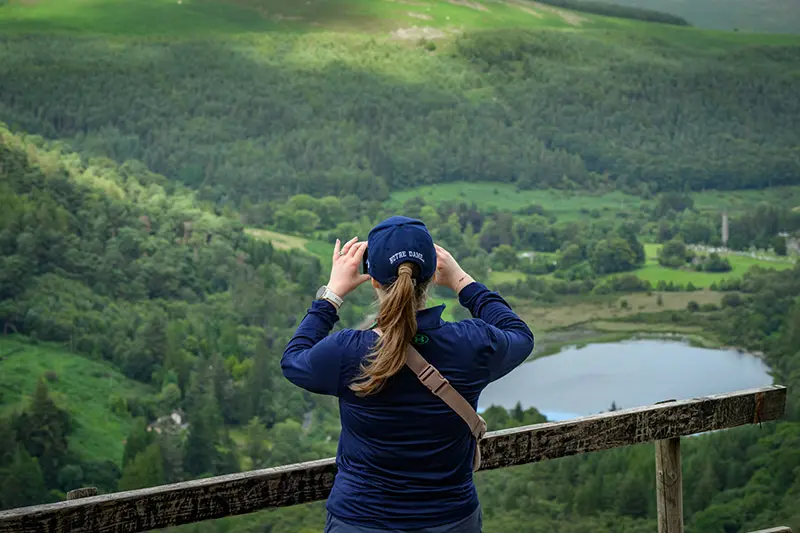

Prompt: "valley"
[0,0,799,530]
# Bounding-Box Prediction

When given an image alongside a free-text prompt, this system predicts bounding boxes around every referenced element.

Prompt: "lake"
[478,339,773,421]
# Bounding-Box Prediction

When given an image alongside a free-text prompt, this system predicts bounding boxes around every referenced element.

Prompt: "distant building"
[721,212,729,248]
[147,409,188,435]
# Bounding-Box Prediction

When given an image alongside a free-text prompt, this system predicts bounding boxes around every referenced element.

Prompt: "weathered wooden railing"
[0,385,791,533]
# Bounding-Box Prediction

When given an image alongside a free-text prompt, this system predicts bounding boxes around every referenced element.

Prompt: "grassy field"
[388,182,800,222]
[0,337,154,465]
[692,186,800,214]
[388,182,645,221]
[245,228,309,250]
[633,243,795,288]
[517,290,724,331]
[488,270,527,285]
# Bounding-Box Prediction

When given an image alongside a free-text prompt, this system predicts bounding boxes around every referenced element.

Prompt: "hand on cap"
[328,237,371,298]
[433,244,474,294]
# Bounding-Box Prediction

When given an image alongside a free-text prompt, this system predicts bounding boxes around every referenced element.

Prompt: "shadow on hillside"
[0,31,484,202]
[0,0,401,36]
[1,26,797,204]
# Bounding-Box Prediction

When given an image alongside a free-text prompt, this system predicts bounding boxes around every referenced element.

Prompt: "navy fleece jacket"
[282,282,534,530]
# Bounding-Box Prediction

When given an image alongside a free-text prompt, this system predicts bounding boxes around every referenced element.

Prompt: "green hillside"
[0,0,798,210]
[0,337,154,465]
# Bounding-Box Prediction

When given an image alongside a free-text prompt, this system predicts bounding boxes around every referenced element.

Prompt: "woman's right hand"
[434,244,475,294]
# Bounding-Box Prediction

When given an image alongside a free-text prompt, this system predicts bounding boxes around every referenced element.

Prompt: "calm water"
[478,340,772,421]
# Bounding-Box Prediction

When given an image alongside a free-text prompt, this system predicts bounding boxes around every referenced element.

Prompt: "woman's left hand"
[327,237,371,298]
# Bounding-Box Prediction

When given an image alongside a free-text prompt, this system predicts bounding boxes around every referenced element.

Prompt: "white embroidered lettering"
[389,251,407,264]
[408,251,424,263]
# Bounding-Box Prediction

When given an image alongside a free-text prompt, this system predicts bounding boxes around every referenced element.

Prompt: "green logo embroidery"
[413,333,429,345]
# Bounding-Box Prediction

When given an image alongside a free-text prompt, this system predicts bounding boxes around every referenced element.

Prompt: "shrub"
[718,278,742,291]
[687,301,700,312]
[44,370,59,383]
[700,253,732,273]
[108,394,128,417]
[722,293,743,308]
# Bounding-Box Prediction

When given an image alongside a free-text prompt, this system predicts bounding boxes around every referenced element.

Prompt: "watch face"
[316,286,327,299]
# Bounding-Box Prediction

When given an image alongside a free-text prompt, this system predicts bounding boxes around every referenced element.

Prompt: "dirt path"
[529,1,587,26]
[447,0,489,12]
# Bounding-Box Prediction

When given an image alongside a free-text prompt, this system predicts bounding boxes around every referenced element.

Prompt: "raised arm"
[282,236,371,396]
[281,300,342,395]
[459,281,534,382]
[434,244,534,382]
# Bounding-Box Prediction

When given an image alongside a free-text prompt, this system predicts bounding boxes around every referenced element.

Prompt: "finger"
[356,273,371,285]
[347,242,364,264]
[351,241,368,261]
[341,236,358,256]
[333,239,341,260]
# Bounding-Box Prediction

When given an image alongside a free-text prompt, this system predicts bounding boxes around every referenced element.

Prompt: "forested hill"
[0,124,340,497]
[2,123,800,531]
[0,0,799,211]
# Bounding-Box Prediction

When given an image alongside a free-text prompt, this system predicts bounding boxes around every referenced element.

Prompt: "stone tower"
[722,211,729,248]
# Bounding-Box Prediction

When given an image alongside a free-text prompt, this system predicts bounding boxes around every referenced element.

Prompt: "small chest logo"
[413,333,429,345]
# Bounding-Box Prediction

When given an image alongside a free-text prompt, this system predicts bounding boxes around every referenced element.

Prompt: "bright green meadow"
[0,337,154,465]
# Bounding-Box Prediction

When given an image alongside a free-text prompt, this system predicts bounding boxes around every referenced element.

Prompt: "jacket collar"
[367,304,446,331]
[416,304,446,330]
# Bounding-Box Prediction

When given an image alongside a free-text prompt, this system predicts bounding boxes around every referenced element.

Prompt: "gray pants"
[324,505,482,533]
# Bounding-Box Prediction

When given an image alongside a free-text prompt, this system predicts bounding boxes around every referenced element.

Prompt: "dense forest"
[1,125,799,532]
[0,28,798,208]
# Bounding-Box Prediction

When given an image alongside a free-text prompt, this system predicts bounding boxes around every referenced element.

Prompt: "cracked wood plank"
[655,438,683,533]
[0,385,786,533]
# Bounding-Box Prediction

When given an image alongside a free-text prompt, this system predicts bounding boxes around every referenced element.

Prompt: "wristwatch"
[315,286,343,310]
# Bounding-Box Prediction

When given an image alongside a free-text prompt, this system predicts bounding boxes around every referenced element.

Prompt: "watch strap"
[319,287,343,308]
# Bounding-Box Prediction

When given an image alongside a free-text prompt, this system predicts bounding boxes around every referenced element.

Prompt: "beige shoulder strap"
[373,329,486,471]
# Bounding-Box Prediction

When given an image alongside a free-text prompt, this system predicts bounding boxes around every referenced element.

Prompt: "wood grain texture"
[0,385,786,533]
[66,488,98,501]
[0,458,337,533]
[477,385,785,471]
[655,438,683,533]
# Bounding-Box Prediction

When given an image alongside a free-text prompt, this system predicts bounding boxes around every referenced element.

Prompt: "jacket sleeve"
[281,300,342,396]
[458,281,535,382]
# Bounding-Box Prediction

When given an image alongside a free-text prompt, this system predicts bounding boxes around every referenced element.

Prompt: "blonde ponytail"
[351,262,427,396]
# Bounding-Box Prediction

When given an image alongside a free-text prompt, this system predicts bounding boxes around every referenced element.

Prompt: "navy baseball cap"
[367,216,437,285]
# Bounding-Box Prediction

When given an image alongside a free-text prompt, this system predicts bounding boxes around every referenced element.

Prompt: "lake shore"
[479,339,772,416]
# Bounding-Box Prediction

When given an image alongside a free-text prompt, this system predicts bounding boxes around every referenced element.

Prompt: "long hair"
[350,262,429,396]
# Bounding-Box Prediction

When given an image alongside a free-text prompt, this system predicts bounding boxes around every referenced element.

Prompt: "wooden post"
[66,488,97,501]
[655,438,683,533]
